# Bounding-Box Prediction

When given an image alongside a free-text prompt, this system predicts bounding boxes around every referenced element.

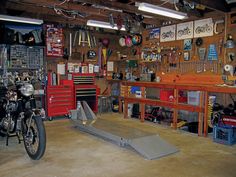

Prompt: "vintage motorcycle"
[0,74,46,160]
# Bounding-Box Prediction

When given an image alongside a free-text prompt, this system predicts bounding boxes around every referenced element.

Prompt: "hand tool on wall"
[78,30,82,46]
[214,19,224,34]
[73,31,78,47]
[86,31,91,48]
[218,37,224,56]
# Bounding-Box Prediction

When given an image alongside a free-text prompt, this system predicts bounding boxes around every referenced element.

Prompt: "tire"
[23,116,46,160]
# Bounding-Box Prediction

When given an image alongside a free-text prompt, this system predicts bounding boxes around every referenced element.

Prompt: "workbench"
[121,81,236,137]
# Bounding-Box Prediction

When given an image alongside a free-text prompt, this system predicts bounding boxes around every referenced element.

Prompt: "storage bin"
[187,91,200,106]
[160,90,174,102]
[131,86,140,94]
[213,125,236,145]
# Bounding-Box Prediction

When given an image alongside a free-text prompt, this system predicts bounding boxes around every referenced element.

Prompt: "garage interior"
[0,0,236,177]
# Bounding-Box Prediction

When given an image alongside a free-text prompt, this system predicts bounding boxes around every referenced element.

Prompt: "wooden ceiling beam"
[8,0,162,25]
[5,2,86,25]
[73,0,177,22]
[11,0,105,16]
[186,0,230,12]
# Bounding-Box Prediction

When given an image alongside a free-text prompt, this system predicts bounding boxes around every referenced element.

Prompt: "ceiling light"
[87,20,126,31]
[0,14,43,25]
[138,3,188,20]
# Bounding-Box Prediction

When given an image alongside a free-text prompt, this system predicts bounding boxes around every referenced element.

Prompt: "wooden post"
[118,97,123,113]
[173,88,178,129]
[140,87,146,122]
[204,91,209,137]
[198,91,204,136]
[124,84,128,119]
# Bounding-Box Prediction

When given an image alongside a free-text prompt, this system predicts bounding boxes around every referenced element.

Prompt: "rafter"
[8,0,162,25]
[74,0,178,22]
[186,0,230,12]
[5,1,86,25]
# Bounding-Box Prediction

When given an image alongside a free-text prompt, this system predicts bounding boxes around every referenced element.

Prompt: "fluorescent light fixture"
[0,14,43,25]
[138,3,187,20]
[87,20,126,31]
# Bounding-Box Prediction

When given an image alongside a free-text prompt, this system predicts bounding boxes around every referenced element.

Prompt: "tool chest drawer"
[46,85,75,117]
[72,73,95,85]
[74,85,99,113]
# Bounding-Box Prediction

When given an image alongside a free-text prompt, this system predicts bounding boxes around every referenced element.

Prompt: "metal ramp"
[71,101,179,160]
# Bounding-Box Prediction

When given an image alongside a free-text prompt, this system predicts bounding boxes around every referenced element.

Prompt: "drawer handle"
[49,96,54,103]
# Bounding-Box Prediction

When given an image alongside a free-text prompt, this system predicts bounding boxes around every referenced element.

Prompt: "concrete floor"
[0,113,236,177]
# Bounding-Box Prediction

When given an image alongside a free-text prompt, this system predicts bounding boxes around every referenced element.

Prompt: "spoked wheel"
[23,116,46,160]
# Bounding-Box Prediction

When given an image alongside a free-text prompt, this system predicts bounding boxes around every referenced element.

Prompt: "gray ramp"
[129,135,178,160]
[75,122,128,146]
[77,101,87,122]
[71,118,179,160]
[82,101,96,120]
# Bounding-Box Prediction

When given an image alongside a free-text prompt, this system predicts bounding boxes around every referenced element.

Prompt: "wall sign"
[183,39,192,51]
[149,28,160,40]
[208,44,218,60]
[46,24,64,57]
[194,18,213,38]
[177,21,193,40]
[160,25,176,42]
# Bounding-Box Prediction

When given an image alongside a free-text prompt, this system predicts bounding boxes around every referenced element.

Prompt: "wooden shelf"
[139,60,158,63]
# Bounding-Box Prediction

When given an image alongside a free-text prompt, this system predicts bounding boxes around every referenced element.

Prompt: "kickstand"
[16,133,21,144]
[6,134,9,146]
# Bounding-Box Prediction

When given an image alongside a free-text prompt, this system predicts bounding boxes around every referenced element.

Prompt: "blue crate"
[213,125,236,145]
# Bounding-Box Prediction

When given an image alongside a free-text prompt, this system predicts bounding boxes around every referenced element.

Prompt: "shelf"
[122,81,236,137]
[139,60,158,63]
[0,67,40,70]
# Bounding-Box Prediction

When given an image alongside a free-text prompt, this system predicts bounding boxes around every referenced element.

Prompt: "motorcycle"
[195,24,212,34]
[177,27,191,37]
[0,73,46,160]
[210,94,236,127]
[161,31,174,39]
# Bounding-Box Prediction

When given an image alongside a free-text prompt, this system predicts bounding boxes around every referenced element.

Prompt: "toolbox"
[46,85,75,117]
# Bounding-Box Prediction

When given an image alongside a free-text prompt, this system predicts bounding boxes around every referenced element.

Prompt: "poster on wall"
[176,21,193,40]
[183,39,192,51]
[160,25,176,42]
[46,24,64,57]
[194,18,213,38]
[149,28,160,40]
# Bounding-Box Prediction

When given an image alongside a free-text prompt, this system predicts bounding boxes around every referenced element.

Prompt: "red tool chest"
[72,73,99,113]
[46,85,75,117]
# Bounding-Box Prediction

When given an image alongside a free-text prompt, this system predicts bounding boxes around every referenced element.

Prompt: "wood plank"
[204,91,209,137]
[140,87,146,122]
[186,0,230,12]
[74,0,177,23]
[198,91,204,136]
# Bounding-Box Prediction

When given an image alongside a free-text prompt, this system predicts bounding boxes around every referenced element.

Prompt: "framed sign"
[46,24,64,57]
[194,18,213,38]
[160,25,176,42]
[177,21,193,40]
[149,28,160,40]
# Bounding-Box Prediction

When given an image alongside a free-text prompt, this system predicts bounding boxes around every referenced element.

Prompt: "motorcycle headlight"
[20,83,34,97]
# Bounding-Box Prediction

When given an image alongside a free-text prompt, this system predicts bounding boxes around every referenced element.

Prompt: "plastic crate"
[213,125,236,145]
[187,91,200,106]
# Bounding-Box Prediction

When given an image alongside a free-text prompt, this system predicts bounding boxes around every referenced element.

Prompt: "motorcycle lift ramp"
[71,101,179,160]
